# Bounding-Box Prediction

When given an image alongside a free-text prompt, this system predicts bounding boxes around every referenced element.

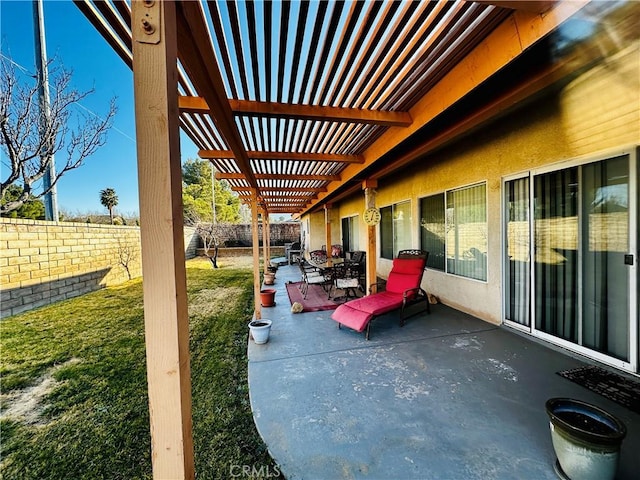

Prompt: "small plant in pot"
[248,319,272,344]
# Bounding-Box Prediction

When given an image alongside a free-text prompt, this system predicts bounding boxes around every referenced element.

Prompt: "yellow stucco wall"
[304,38,639,325]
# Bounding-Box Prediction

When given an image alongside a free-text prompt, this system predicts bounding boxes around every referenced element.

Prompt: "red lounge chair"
[330,250,430,339]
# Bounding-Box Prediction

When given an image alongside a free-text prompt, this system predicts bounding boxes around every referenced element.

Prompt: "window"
[420,183,487,281]
[380,201,411,259]
[420,194,445,270]
[341,215,359,253]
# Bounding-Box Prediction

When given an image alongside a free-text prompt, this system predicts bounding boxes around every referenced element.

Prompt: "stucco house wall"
[312,40,639,326]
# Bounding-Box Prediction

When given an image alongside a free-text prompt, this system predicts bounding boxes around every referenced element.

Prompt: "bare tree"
[195,222,226,268]
[116,237,138,280]
[0,58,117,214]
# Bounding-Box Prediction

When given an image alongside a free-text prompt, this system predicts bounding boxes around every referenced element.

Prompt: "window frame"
[419,181,488,282]
[379,199,412,260]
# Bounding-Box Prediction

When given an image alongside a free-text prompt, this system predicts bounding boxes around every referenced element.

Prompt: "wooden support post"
[131,1,194,478]
[251,189,262,319]
[324,204,333,266]
[261,208,269,268]
[363,180,378,291]
[265,212,271,264]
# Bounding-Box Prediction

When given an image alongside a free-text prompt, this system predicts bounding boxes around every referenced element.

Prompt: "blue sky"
[1,0,199,216]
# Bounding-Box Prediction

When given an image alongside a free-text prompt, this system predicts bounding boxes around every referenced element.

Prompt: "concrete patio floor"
[248,263,640,480]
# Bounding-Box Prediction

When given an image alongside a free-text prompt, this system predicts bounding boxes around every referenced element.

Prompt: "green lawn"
[1,258,282,479]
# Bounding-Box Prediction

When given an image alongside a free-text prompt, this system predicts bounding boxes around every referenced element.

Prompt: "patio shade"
[74,0,564,216]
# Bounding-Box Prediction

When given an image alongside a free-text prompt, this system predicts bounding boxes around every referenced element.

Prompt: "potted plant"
[263,272,275,285]
[248,319,272,344]
[546,397,626,480]
[260,288,276,307]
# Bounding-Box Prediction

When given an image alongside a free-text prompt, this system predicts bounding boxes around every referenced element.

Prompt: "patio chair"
[327,261,362,301]
[330,249,430,340]
[298,259,331,299]
[345,250,366,287]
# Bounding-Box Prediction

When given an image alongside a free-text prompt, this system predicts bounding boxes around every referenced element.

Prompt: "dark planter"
[546,397,626,480]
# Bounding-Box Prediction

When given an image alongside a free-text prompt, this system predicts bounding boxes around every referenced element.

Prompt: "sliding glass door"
[504,176,530,327]
[581,156,630,360]
[504,150,637,371]
[534,167,579,343]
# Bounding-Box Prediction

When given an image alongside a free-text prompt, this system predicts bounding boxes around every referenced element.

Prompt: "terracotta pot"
[263,272,275,285]
[260,288,276,307]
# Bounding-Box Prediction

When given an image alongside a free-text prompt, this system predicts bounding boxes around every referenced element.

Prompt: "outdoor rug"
[285,282,339,312]
[557,365,640,414]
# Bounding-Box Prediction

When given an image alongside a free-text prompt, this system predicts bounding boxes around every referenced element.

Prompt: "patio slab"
[248,264,640,480]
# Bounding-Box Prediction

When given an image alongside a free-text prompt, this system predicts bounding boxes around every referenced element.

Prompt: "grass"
[1,257,283,479]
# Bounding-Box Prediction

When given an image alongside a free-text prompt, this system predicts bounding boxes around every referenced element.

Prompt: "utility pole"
[33,0,58,221]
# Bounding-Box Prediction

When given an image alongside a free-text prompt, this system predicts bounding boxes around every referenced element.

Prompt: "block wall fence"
[1,218,199,318]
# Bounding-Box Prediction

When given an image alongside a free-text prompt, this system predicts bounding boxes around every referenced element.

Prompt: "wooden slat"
[355,1,422,110]
[73,0,132,68]
[297,1,329,104]
[244,1,261,101]
[276,0,291,104]
[93,0,132,50]
[301,1,587,214]
[176,2,259,188]
[206,1,238,99]
[363,1,449,110]
[317,1,365,105]
[327,2,382,106]
[225,0,250,99]
[199,149,363,163]
[339,1,402,109]
[287,1,310,104]
[307,1,346,105]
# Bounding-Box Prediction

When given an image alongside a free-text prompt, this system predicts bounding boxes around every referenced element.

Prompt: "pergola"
[75,1,589,478]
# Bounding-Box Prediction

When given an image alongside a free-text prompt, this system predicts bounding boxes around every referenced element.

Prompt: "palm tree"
[99,188,118,224]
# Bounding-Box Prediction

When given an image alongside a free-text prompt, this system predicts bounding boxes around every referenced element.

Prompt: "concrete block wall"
[0,218,145,317]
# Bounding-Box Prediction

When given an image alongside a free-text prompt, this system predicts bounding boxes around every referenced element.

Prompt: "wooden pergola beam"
[232,187,327,193]
[217,172,340,182]
[179,96,412,126]
[474,1,556,13]
[175,2,259,189]
[200,149,363,164]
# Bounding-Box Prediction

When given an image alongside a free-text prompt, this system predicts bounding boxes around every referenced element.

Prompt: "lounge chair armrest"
[369,281,386,294]
[402,287,427,300]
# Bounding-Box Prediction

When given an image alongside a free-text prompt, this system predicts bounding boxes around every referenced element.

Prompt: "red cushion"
[331,304,372,332]
[338,291,403,315]
[392,258,425,274]
[386,272,418,294]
